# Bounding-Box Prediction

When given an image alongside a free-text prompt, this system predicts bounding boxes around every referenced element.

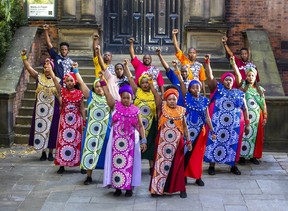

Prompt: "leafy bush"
[0,0,26,66]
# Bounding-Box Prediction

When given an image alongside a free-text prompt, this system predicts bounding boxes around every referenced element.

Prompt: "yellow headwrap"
[138,74,149,86]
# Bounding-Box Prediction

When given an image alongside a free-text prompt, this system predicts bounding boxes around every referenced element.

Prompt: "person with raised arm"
[21,49,60,161]
[172,29,207,96]
[129,37,165,96]
[230,56,267,165]
[43,24,73,84]
[103,83,147,197]
[203,55,250,176]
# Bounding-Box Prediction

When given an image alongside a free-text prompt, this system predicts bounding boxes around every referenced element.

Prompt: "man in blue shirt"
[156,48,190,106]
[43,24,73,84]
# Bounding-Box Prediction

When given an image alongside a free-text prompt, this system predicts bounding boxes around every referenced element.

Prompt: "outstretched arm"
[206,108,216,140]
[230,56,242,87]
[48,62,61,96]
[156,48,170,71]
[138,114,147,153]
[222,36,233,57]
[101,75,115,110]
[129,37,136,60]
[21,49,38,79]
[183,117,192,151]
[43,24,53,50]
[203,55,217,93]
[72,63,90,99]
[148,74,162,113]
[92,33,100,58]
[123,59,138,94]
[95,45,106,72]
[172,29,181,53]
[172,61,186,99]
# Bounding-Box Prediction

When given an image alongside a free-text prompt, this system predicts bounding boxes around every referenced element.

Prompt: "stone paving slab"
[0,146,287,211]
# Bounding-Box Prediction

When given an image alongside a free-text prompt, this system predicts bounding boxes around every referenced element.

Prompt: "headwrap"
[119,84,134,97]
[163,88,179,100]
[221,72,235,83]
[188,79,202,89]
[245,66,257,76]
[138,74,149,86]
[43,58,54,70]
[63,72,77,85]
[93,78,101,88]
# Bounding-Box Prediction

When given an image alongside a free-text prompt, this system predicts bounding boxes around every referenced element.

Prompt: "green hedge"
[0,0,26,66]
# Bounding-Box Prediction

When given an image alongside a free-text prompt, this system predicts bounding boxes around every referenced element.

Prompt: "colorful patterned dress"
[103,101,141,190]
[54,88,83,167]
[204,83,245,166]
[29,73,60,151]
[184,94,210,179]
[150,103,186,195]
[134,88,157,160]
[80,91,111,170]
[240,82,265,159]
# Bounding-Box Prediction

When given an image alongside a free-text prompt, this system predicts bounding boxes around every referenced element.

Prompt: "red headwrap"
[221,72,235,83]
[163,88,179,100]
[63,72,77,85]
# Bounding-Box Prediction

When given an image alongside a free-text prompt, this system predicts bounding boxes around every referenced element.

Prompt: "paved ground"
[0,144,287,211]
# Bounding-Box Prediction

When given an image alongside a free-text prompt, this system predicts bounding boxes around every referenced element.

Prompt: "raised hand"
[93,33,99,40]
[171,60,178,68]
[230,56,236,65]
[43,24,49,30]
[129,37,135,43]
[21,49,27,56]
[72,62,79,69]
[123,59,129,66]
[172,29,179,34]
[155,48,161,56]
[222,35,228,43]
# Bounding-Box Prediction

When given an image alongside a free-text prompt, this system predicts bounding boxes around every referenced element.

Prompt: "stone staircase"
[14,54,232,144]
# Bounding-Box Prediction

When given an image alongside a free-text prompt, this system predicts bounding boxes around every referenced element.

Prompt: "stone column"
[189,0,205,20]
[0,92,16,146]
[80,0,96,22]
[209,0,225,22]
[61,0,77,21]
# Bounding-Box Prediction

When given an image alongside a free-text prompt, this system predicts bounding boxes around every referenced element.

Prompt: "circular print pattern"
[62,128,76,143]
[112,171,126,188]
[248,110,257,124]
[85,137,98,151]
[222,100,235,111]
[243,125,253,139]
[59,145,76,161]
[163,128,177,143]
[142,118,149,130]
[219,112,234,127]
[92,108,105,121]
[38,90,54,103]
[34,134,45,150]
[36,103,50,117]
[113,154,127,169]
[82,152,94,169]
[156,177,166,193]
[159,160,171,176]
[240,140,251,157]
[188,127,198,141]
[140,106,151,116]
[162,144,175,159]
[64,112,76,125]
[114,138,128,152]
[216,128,230,143]
[166,119,175,128]
[247,98,259,110]
[34,118,48,133]
[89,122,102,136]
[212,145,228,162]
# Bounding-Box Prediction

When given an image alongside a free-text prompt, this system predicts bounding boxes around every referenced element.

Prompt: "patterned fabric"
[80,91,110,170]
[240,82,265,158]
[55,88,83,167]
[204,83,245,166]
[33,73,59,150]
[185,94,209,143]
[111,102,140,190]
[145,66,161,91]
[106,64,115,75]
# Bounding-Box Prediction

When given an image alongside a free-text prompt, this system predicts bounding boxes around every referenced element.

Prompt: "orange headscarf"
[163,88,179,100]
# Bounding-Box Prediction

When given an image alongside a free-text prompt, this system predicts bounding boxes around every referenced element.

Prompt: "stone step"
[21,98,35,107]
[14,124,31,135]
[15,115,32,125]
[18,107,34,116]
[14,134,29,144]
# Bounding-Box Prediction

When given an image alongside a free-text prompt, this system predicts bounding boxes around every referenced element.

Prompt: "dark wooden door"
[103,0,182,54]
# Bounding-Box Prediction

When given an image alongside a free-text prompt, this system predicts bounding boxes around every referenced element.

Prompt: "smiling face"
[223,76,234,90]
[143,54,152,66]
[121,92,132,107]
